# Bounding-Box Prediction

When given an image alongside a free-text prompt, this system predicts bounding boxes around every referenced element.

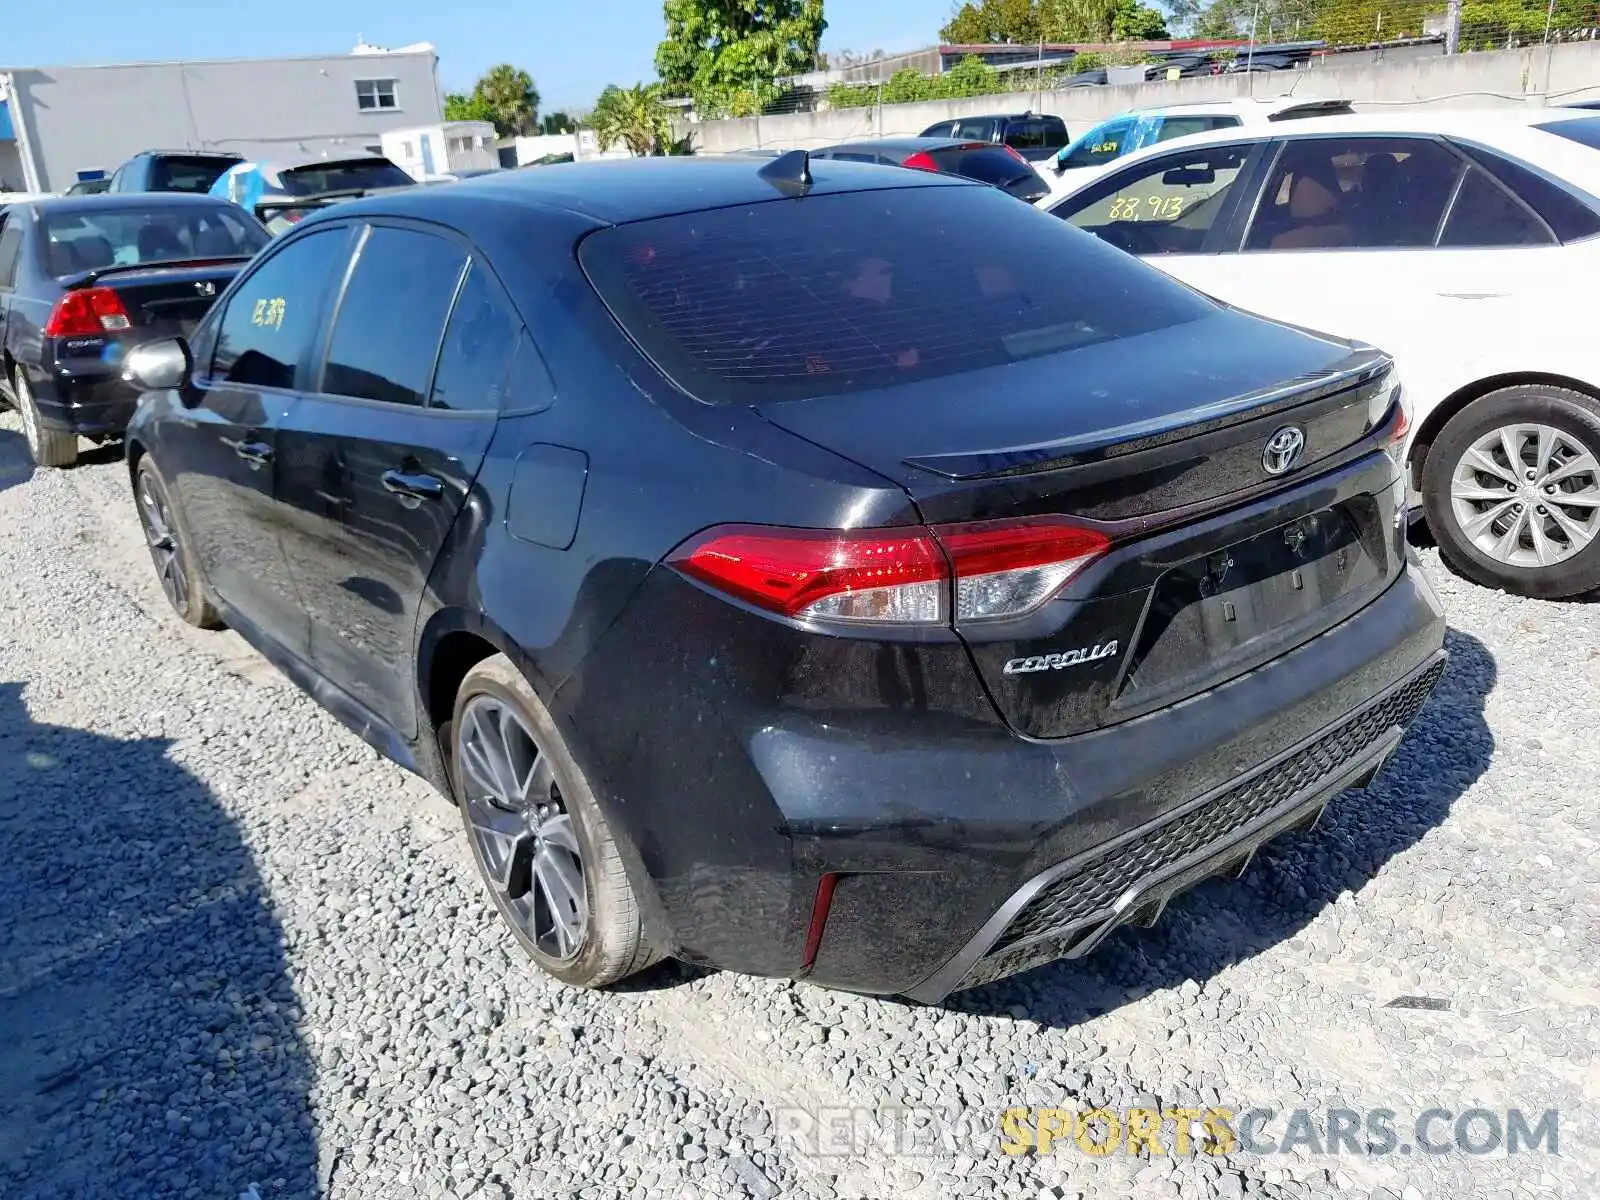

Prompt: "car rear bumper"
[567,552,1447,998]
[28,371,139,438]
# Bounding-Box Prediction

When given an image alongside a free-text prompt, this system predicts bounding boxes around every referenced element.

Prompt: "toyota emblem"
[1262,425,1306,476]
[195,280,215,297]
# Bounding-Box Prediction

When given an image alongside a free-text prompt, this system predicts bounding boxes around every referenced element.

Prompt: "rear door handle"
[226,438,273,470]
[381,469,444,508]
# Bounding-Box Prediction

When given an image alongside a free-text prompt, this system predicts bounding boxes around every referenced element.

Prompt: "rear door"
[277,221,510,737]
[0,214,22,372]
[163,224,354,655]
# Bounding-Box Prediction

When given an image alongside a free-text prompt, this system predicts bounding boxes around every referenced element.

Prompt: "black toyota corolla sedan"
[120,154,1446,1001]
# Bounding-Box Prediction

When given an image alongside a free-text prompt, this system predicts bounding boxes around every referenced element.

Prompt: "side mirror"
[123,337,193,392]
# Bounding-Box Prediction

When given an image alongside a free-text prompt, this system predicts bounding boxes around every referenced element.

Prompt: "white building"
[381,120,499,180]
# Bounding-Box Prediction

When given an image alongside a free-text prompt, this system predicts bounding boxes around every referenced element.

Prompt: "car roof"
[318,154,971,227]
[1093,95,1352,123]
[1046,106,1600,202]
[131,149,243,159]
[932,113,1047,123]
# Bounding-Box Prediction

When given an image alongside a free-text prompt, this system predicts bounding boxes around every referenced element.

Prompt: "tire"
[133,456,224,628]
[450,654,659,988]
[1422,383,1600,599]
[14,367,78,468]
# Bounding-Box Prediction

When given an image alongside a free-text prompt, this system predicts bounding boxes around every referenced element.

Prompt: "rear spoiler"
[60,256,255,289]
[253,183,418,221]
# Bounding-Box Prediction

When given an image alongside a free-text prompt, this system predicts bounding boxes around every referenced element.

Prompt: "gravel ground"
[0,410,1596,1200]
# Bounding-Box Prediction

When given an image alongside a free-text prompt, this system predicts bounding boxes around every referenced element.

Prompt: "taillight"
[44,287,132,337]
[902,151,940,173]
[669,519,1111,626]
[933,517,1111,623]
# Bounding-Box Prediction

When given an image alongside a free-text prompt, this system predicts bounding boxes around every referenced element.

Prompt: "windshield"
[1057,117,1137,169]
[279,159,416,195]
[41,204,269,276]
[580,183,1214,405]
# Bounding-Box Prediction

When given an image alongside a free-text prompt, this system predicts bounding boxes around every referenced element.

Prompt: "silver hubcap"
[1450,423,1600,569]
[137,474,190,612]
[458,696,587,961]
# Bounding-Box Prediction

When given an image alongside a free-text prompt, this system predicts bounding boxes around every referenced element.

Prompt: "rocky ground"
[0,411,1595,1200]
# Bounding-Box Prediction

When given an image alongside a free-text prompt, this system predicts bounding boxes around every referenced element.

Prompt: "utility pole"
[1445,0,1462,54]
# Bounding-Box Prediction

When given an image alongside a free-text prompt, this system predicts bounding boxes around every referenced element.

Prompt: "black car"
[108,150,245,195]
[119,153,1445,1001]
[0,193,268,466]
[813,137,1050,203]
[919,112,1070,162]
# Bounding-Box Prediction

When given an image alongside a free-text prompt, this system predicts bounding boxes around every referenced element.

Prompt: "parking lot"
[0,409,1596,1200]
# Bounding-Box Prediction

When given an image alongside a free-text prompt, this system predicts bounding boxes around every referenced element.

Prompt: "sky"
[2,0,945,114]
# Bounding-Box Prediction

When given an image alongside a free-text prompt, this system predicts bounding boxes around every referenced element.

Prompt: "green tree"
[444,92,496,124]
[468,64,540,137]
[590,83,674,156]
[941,0,1041,41]
[539,111,577,135]
[656,0,827,117]
[943,0,1165,43]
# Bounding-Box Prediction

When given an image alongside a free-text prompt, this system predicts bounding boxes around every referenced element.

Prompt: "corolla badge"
[1003,641,1119,675]
[1262,425,1307,476]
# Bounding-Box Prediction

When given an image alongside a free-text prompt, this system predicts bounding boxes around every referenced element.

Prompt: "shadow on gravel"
[955,628,1497,1028]
[0,427,33,494]
[0,683,318,1199]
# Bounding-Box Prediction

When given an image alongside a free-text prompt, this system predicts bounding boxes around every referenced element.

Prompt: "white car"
[1042,96,1355,185]
[1040,106,1600,599]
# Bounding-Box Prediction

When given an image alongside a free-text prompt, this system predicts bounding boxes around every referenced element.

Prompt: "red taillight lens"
[44,287,132,337]
[671,526,948,624]
[1002,144,1029,165]
[902,151,940,173]
[934,517,1112,623]
[670,519,1111,626]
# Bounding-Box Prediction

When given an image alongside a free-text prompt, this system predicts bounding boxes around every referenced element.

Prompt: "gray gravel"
[0,411,1596,1200]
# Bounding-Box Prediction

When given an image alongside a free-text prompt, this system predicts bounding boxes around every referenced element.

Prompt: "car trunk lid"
[70,260,247,339]
[757,312,1405,739]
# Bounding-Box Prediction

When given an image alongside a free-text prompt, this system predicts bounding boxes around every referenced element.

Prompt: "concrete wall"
[685,41,1600,154]
[4,50,443,192]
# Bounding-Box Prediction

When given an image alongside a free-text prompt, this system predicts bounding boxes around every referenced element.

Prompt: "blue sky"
[4,0,943,113]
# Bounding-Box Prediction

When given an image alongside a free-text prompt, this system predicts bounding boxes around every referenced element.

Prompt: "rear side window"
[920,121,958,138]
[212,227,349,390]
[579,185,1215,405]
[323,226,467,407]
[1535,115,1600,150]
[429,260,521,412]
[1455,141,1600,243]
[1005,120,1066,151]
[953,118,997,141]
[149,156,237,194]
[1439,166,1554,247]
[1246,136,1463,251]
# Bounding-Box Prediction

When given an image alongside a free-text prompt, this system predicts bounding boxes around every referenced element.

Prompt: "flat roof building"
[0,42,443,193]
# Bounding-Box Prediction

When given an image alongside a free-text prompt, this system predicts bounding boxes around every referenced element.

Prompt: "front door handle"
[381,468,444,508]
[225,438,273,470]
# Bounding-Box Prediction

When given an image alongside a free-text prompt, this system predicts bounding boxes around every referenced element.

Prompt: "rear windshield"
[150,156,239,194]
[280,159,415,195]
[580,184,1215,404]
[41,204,268,276]
[941,147,1037,186]
[1537,115,1600,150]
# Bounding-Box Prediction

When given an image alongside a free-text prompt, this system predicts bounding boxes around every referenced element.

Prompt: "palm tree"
[474,65,539,137]
[589,83,672,157]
